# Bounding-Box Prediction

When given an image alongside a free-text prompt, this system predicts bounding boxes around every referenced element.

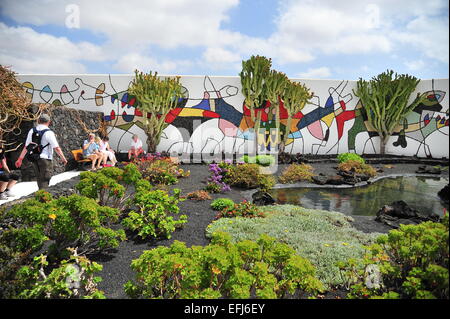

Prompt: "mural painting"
[16,74,449,159]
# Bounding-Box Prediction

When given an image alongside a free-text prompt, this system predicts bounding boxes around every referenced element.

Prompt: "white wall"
[16,74,449,158]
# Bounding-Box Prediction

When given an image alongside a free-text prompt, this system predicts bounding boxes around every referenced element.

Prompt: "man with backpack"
[15,114,68,189]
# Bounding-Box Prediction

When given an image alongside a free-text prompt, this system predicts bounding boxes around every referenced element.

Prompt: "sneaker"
[0,193,8,200]
[5,190,15,197]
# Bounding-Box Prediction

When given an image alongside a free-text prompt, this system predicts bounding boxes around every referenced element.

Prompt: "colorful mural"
[16,74,449,159]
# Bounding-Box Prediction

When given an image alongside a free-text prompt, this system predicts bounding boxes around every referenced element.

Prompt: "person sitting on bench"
[83,133,105,171]
[98,136,117,166]
[128,134,144,160]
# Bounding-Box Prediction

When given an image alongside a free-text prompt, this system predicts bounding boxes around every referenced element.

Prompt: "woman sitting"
[82,133,105,171]
[128,134,144,160]
[97,136,117,166]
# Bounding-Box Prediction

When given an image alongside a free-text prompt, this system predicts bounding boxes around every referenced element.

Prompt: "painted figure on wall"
[18,75,449,159]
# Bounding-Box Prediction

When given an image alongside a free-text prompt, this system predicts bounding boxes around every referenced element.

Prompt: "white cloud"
[0,0,447,76]
[112,52,192,74]
[0,22,104,73]
[0,0,240,49]
[203,47,241,64]
[393,15,449,63]
[297,66,331,79]
[404,59,426,71]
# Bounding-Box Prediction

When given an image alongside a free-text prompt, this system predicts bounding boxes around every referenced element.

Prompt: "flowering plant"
[215,200,264,219]
[205,161,232,193]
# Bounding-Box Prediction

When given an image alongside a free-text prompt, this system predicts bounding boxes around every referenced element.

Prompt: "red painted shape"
[203,110,220,118]
[335,110,356,140]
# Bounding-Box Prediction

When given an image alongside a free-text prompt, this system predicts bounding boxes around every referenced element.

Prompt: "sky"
[0,0,448,79]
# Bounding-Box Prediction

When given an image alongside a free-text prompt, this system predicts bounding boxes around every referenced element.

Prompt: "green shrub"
[337,160,377,177]
[279,163,315,184]
[76,164,145,210]
[216,201,264,219]
[136,158,189,185]
[211,198,235,211]
[15,250,105,299]
[206,205,379,288]
[124,232,324,299]
[122,188,187,240]
[225,163,276,192]
[241,155,276,167]
[1,192,125,257]
[338,216,449,299]
[337,153,365,164]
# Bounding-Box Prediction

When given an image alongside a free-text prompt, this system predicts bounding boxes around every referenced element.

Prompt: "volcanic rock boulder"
[438,184,449,203]
[252,191,276,206]
[416,165,441,175]
[375,200,441,229]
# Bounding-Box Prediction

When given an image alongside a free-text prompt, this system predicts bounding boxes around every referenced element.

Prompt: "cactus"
[280,81,313,152]
[353,70,427,154]
[239,56,272,153]
[266,70,289,148]
[128,70,183,153]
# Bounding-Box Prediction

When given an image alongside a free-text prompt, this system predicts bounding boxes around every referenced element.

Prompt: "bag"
[26,128,51,162]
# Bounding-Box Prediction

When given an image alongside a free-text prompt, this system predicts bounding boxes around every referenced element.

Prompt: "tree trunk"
[146,136,157,154]
[380,136,387,155]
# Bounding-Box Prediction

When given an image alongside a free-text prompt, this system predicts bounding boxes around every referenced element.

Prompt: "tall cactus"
[128,70,183,153]
[281,81,313,152]
[353,70,427,154]
[266,70,289,148]
[239,56,272,153]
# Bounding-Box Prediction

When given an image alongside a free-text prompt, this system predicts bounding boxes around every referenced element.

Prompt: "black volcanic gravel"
[2,162,447,298]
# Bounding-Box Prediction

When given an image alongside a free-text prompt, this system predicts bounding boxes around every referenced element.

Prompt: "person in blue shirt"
[82,133,105,170]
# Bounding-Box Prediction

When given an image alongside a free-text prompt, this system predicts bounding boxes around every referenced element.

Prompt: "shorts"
[0,171,20,182]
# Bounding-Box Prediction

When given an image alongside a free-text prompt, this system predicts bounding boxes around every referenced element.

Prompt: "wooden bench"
[71,149,92,170]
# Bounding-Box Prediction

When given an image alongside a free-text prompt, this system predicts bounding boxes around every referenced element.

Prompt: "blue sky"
[0,0,448,79]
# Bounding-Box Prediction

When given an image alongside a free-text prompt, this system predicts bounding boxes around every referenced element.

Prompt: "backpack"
[26,128,51,162]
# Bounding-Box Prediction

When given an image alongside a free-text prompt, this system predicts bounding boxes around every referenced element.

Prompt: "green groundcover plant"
[337,153,365,164]
[15,249,105,299]
[210,198,235,211]
[241,155,276,167]
[125,232,324,299]
[1,190,125,257]
[338,216,449,299]
[136,158,190,186]
[76,164,144,210]
[215,201,264,219]
[279,163,315,184]
[225,163,276,192]
[338,160,377,177]
[122,188,187,240]
[206,205,379,288]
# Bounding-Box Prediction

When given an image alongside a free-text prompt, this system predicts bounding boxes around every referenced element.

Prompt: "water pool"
[269,176,448,216]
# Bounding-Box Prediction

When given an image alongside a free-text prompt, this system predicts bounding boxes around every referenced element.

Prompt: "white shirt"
[25,124,59,160]
[131,138,143,150]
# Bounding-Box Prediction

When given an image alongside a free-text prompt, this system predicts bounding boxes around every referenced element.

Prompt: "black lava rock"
[438,184,449,203]
[375,200,441,229]
[416,165,442,175]
[252,191,276,206]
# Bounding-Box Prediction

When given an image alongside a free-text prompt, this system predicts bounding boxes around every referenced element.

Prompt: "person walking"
[0,143,19,200]
[15,113,68,190]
